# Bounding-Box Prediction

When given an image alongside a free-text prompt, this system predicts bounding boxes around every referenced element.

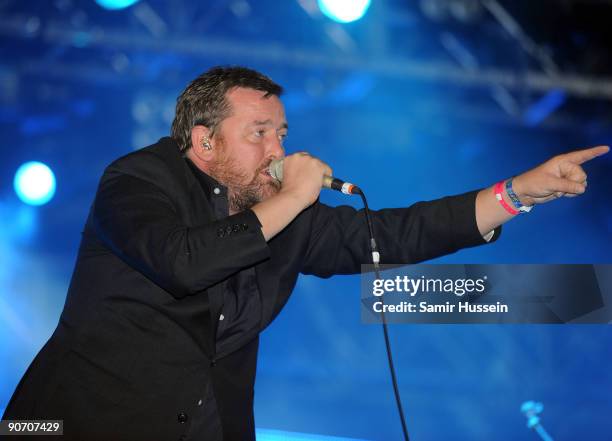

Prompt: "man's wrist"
[510,175,534,206]
[278,187,316,211]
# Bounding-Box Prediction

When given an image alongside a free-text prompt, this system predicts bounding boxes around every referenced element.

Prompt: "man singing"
[3,66,608,440]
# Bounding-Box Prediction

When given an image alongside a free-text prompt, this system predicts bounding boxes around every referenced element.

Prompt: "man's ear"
[190,125,214,161]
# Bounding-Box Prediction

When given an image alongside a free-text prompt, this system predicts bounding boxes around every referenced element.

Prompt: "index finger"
[563,145,610,165]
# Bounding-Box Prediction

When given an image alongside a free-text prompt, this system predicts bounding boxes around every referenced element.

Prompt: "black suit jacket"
[3,137,499,440]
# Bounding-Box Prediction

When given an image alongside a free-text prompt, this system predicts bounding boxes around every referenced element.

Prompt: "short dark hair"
[171,66,283,152]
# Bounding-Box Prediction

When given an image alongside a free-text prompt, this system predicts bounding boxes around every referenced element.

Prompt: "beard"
[207,140,281,213]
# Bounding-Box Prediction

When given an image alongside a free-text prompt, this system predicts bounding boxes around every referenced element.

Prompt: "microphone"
[268,158,361,195]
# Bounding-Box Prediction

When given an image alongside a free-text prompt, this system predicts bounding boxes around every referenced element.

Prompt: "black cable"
[352,186,410,441]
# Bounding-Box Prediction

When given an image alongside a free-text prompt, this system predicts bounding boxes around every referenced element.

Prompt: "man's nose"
[267,136,285,158]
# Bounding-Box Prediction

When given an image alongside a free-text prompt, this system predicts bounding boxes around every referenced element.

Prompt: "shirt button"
[219,314,225,321]
[177,412,188,423]
[217,228,225,238]
[197,399,203,406]
[213,187,221,195]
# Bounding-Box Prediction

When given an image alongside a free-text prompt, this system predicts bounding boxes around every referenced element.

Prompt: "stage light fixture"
[95,0,140,10]
[14,161,56,206]
[318,0,371,23]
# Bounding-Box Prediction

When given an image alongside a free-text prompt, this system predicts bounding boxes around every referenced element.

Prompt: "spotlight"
[318,0,371,23]
[95,0,140,10]
[14,161,56,206]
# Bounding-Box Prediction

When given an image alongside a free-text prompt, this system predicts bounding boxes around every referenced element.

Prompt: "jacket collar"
[146,137,195,189]
[148,137,230,203]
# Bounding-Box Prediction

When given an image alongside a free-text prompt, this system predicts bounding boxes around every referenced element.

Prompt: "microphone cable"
[268,158,411,439]
[350,185,411,441]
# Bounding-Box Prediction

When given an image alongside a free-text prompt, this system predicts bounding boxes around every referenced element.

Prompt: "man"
[2,66,608,440]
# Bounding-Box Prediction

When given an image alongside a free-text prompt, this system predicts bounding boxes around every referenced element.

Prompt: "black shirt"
[184,158,262,356]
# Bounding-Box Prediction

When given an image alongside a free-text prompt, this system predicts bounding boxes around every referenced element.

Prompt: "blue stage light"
[13,162,56,206]
[95,0,140,10]
[318,0,371,23]
[523,89,567,127]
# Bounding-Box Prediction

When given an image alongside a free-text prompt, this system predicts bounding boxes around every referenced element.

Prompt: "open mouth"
[258,166,281,189]
[259,165,275,179]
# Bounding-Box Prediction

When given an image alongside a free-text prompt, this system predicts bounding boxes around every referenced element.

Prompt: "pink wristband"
[494,181,519,215]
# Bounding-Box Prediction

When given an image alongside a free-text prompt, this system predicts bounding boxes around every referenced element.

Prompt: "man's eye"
[254,130,266,137]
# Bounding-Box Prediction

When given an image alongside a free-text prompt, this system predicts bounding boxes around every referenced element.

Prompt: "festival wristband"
[505,178,533,213]
[494,181,519,215]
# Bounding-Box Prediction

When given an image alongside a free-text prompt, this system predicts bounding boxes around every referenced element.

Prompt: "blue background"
[1,1,611,440]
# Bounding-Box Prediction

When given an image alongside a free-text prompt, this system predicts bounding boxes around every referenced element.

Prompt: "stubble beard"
[208,143,281,213]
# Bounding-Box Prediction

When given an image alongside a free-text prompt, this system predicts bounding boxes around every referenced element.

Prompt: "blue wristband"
[505,178,533,213]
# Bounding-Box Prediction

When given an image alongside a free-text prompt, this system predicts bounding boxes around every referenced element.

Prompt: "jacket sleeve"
[300,190,501,277]
[91,166,270,298]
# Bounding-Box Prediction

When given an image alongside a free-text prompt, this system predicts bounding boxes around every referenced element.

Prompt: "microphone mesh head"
[269,159,284,181]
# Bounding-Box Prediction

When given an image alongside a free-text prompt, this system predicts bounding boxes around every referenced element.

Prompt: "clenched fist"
[278,152,333,209]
